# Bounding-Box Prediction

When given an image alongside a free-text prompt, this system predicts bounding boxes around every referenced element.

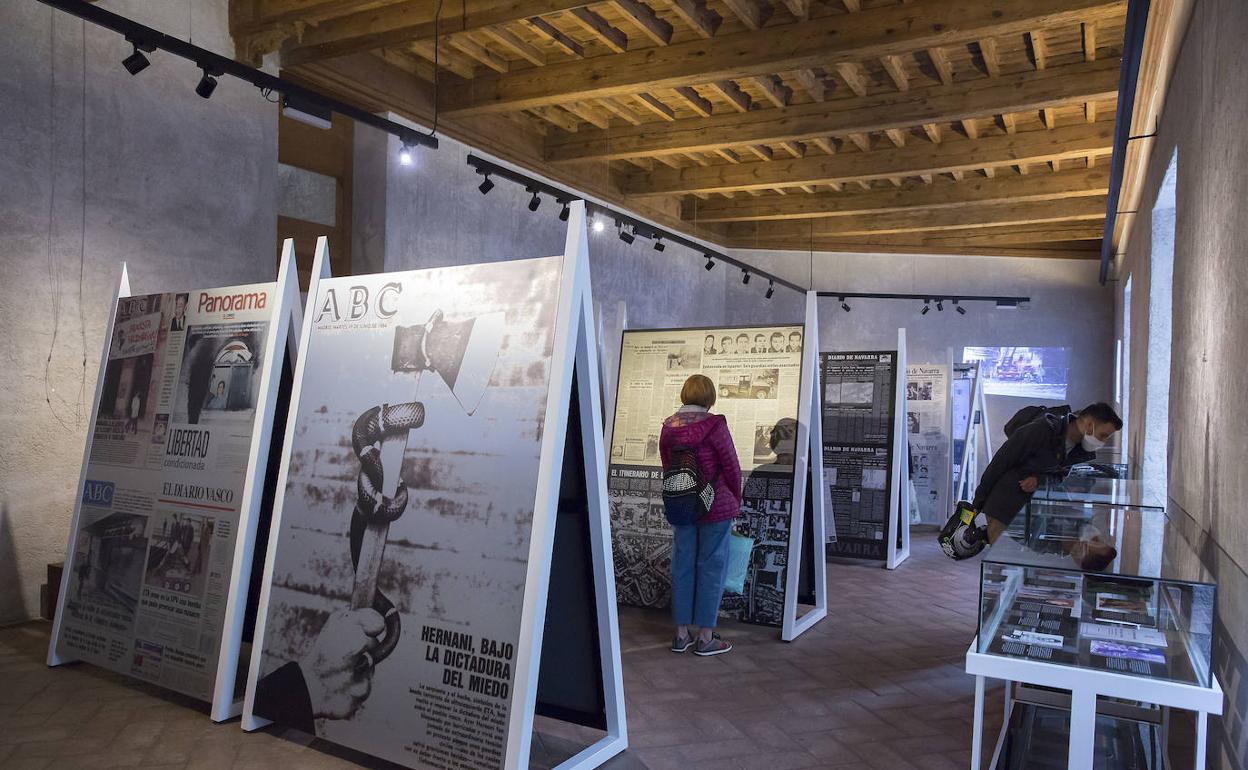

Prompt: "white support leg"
[971,674,985,770]
[1068,688,1096,770]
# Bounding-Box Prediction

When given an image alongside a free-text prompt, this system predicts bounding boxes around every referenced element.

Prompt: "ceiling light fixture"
[765,280,775,299]
[954,299,966,315]
[618,222,634,245]
[741,269,750,285]
[478,174,494,195]
[653,237,665,252]
[122,45,150,75]
[704,256,715,271]
[398,144,413,166]
[840,296,851,312]
[558,201,570,221]
[527,188,541,211]
[921,300,930,315]
[936,299,944,312]
[194,65,219,99]
[592,217,605,233]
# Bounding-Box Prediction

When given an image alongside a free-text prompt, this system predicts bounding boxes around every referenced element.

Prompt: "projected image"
[963,346,1070,399]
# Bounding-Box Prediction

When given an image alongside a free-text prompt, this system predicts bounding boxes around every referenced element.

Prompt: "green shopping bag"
[723,530,754,594]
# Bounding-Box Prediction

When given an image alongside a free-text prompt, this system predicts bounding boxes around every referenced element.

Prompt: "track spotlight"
[653,237,665,252]
[592,217,605,233]
[194,66,218,99]
[954,300,966,315]
[704,256,715,271]
[936,299,944,312]
[921,300,930,315]
[527,188,541,211]
[398,145,413,166]
[765,280,775,299]
[839,296,850,312]
[559,201,570,221]
[742,270,750,285]
[478,174,494,195]
[618,222,635,245]
[122,46,150,76]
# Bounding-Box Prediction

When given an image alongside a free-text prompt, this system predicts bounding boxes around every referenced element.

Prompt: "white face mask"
[1081,431,1105,452]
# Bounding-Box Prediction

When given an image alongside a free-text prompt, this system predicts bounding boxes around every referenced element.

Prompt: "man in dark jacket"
[971,402,1122,543]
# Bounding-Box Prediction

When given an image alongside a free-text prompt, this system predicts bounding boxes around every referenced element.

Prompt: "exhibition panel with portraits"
[242,206,626,770]
[607,290,827,640]
[47,246,302,721]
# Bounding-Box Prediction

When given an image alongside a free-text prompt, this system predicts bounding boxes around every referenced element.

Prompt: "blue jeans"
[670,519,732,628]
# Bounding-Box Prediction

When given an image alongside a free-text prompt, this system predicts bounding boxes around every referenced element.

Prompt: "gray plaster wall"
[1114,0,1248,765]
[0,0,276,625]
[733,249,1117,449]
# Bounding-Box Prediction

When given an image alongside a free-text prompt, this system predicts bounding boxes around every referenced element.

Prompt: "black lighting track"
[1099,0,1151,285]
[466,155,804,295]
[815,292,1030,303]
[37,0,437,150]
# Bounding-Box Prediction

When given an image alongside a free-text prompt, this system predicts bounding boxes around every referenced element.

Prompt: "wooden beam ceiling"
[628,121,1116,195]
[545,58,1120,162]
[436,0,1128,116]
[235,0,1128,260]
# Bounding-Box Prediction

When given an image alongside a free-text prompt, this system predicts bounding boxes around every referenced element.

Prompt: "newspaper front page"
[57,283,275,701]
[608,326,804,627]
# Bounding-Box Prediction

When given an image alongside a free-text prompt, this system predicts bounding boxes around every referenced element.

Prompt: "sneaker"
[671,634,694,653]
[693,633,732,656]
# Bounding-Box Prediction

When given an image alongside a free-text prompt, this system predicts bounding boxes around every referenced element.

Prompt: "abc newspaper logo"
[82,480,115,507]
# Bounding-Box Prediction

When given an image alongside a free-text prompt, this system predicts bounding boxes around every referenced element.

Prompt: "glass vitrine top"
[1031,476,1164,510]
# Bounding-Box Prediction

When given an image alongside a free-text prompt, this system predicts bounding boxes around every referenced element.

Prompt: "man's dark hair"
[1080,402,1123,430]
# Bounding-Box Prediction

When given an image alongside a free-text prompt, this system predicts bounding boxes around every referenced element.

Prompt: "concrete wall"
[734,249,1118,447]
[1114,0,1248,765]
[0,0,277,625]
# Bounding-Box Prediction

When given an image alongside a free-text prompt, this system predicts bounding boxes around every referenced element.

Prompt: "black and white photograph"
[251,257,560,768]
[144,511,214,597]
[66,512,151,624]
[173,323,268,426]
[717,368,779,399]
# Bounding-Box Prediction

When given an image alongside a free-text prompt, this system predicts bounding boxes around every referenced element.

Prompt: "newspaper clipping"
[608,326,804,627]
[821,351,898,561]
[906,363,949,524]
[250,257,562,769]
[57,283,275,701]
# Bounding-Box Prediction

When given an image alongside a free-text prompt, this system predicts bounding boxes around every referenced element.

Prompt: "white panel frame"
[48,246,301,724]
[242,208,627,770]
[781,291,828,641]
[966,638,1223,770]
[886,328,911,570]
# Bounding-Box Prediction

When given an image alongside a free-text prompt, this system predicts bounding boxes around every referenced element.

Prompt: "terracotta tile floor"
[0,528,1003,769]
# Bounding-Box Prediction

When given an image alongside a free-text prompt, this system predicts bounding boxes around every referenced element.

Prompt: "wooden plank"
[664,0,721,37]
[597,96,645,124]
[545,58,1121,161]
[810,137,835,154]
[635,92,676,120]
[563,100,612,128]
[962,117,979,139]
[569,8,629,53]
[439,0,1128,115]
[978,37,1001,77]
[793,68,832,101]
[1030,29,1048,70]
[673,86,714,116]
[885,128,906,147]
[708,80,753,112]
[779,140,806,158]
[928,46,954,85]
[529,104,582,131]
[447,33,509,73]
[682,167,1109,221]
[409,39,477,79]
[479,23,547,66]
[923,123,942,143]
[526,16,585,56]
[611,0,674,45]
[723,197,1106,237]
[746,144,775,160]
[835,61,869,97]
[847,132,872,152]
[624,121,1115,195]
[780,0,810,20]
[712,147,741,163]
[880,54,909,91]
[720,0,772,29]
[1083,21,1097,60]
[283,0,599,65]
[753,74,792,108]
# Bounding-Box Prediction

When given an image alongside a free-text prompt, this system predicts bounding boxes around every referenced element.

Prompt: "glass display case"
[978,505,1216,687]
[1030,476,1163,510]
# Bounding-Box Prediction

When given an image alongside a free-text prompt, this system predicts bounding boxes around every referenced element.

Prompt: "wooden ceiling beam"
[673,86,714,116]
[880,54,909,91]
[927,46,954,85]
[447,33,510,73]
[479,24,547,66]
[569,8,629,53]
[683,167,1109,221]
[635,92,677,120]
[611,0,674,45]
[753,74,793,108]
[624,120,1115,195]
[835,61,869,97]
[722,197,1106,238]
[664,0,722,38]
[793,68,832,102]
[780,0,811,21]
[439,0,1128,115]
[720,0,772,30]
[545,58,1120,161]
[708,80,753,112]
[527,16,586,57]
[563,100,613,128]
[597,96,645,124]
[282,0,598,65]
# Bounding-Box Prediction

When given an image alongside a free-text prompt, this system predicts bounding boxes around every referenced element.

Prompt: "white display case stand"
[965,638,1224,770]
[885,327,911,570]
[781,290,828,641]
[242,204,627,770]
[46,244,302,723]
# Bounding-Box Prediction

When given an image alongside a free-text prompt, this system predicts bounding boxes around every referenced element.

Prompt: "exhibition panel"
[608,323,809,629]
[905,362,951,524]
[243,210,626,770]
[47,246,301,721]
[820,331,911,567]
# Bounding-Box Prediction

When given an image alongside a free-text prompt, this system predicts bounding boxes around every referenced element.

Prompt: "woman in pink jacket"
[659,374,743,656]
